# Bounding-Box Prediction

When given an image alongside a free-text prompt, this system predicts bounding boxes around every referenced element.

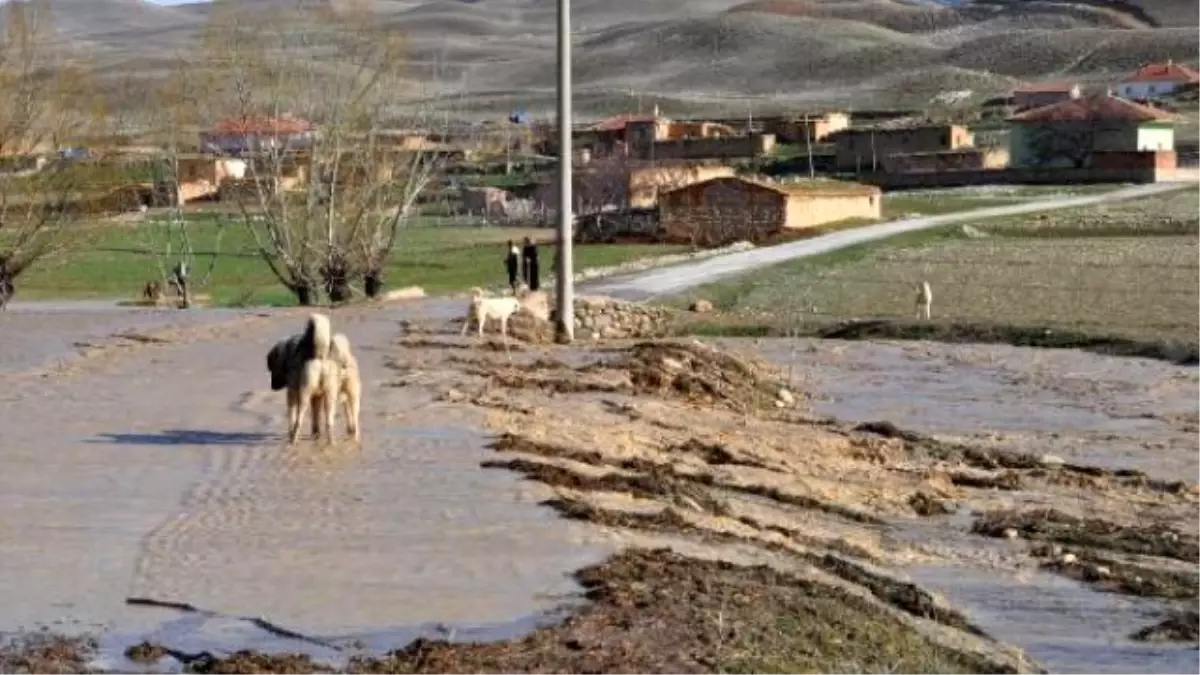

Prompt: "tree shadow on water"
[90,429,274,446]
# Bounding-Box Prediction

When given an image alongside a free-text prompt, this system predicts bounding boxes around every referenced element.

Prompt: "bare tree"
[134,60,228,308]
[0,0,113,309]
[199,1,444,306]
[1024,119,1110,169]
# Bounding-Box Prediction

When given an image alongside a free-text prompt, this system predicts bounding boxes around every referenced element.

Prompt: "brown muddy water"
[746,338,1200,674]
[0,299,613,668]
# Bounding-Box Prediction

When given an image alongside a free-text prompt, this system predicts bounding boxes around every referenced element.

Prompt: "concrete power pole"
[554,0,575,343]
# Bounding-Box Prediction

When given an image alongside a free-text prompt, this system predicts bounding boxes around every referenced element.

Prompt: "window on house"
[1149,85,1156,95]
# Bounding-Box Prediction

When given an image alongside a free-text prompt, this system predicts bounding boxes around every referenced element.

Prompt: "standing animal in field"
[915,281,932,321]
[142,280,163,304]
[460,286,521,354]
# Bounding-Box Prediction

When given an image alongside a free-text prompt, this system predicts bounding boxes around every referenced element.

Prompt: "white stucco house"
[1008,93,1176,169]
[1114,61,1199,100]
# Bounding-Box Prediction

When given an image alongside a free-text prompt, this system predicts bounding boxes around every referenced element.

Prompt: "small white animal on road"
[461,286,522,354]
[915,281,932,321]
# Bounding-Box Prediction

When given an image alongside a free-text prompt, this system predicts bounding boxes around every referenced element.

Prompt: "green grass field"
[14,214,687,306]
[675,188,1200,348]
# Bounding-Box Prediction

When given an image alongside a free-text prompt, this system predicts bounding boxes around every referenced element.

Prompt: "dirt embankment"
[678,317,1200,366]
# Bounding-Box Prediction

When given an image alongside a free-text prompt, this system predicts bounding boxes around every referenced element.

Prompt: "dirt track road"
[584,181,1196,300]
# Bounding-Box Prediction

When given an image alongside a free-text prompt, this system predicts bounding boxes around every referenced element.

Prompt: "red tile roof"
[1009,94,1176,124]
[1121,61,1200,85]
[211,114,314,135]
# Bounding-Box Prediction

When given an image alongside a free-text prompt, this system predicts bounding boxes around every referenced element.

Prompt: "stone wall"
[570,296,675,341]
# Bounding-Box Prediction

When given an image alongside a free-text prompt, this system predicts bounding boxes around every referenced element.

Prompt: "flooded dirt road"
[1,301,1195,673]
[0,300,612,649]
[748,338,1199,673]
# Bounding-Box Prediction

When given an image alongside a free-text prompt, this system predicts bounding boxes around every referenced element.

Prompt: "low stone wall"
[570,296,675,341]
[859,166,1162,190]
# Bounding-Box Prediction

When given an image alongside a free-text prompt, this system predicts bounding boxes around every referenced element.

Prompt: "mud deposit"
[2,304,1197,673]
[749,338,1200,672]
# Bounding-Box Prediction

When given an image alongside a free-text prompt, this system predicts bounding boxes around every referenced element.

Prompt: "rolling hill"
[3,0,1196,119]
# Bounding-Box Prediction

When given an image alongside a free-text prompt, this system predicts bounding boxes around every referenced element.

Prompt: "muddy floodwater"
[1,302,1196,673]
[749,337,1199,674]
[0,300,613,653]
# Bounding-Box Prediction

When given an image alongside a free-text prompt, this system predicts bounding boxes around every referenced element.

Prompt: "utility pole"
[554,0,575,343]
[804,115,815,179]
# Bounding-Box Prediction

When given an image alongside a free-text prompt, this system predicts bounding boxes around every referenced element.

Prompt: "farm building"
[830,124,974,171]
[1008,93,1177,169]
[659,176,881,246]
[763,112,851,143]
[627,162,735,208]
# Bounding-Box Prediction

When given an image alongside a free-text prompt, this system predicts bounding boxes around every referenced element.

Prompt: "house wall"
[765,113,851,143]
[627,163,735,208]
[783,192,882,229]
[834,125,974,170]
[1117,81,1186,100]
[883,148,1010,173]
[663,122,733,140]
[1009,122,1144,168]
[1136,125,1176,152]
[1092,150,1177,171]
[659,178,785,246]
[638,133,776,161]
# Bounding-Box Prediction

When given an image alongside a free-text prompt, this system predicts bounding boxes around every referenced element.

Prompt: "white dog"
[915,281,932,321]
[461,286,521,353]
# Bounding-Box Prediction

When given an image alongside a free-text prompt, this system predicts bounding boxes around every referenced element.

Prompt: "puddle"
[743,336,1200,673]
[906,566,1198,674]
[750,339,1199,480]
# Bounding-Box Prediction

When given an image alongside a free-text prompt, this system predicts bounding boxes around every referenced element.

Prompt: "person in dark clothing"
[521,237,540,291]
[505,240,521,293]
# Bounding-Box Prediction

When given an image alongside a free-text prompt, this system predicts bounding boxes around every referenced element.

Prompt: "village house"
[171,154,248,203]
[658,175,881,246]
[199,114,316,155]
[830,124,974,171]
[1012,82,1081,111]
[1114,61,1200,100]
[763,112,851,144]
[627,162,735,209]
[1008,93,1177,169]
[577,111,768,161]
